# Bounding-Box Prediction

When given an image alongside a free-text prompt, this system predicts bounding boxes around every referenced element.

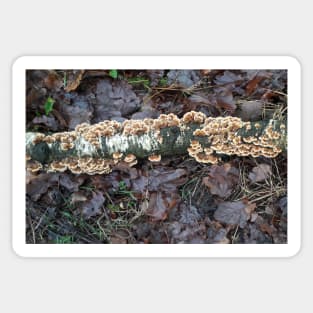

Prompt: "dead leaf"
[60,95,93,130]
[212,228,230,244]
[146,70,165,87]
[207,220,229,243]
[213,200,255,228]
[110,235,127,244]
[146,191,179,221]
[51,109,68,128]
[112,162,139,179]
[131,167,187,195]
[26,173,59,201]
[244,70,272,96]
[148,168,188,192]
[200,69,211,76]
[216,91,236,112]
[89,171,124,193]
[278,196,287,217]
[248,164,272,183]
[259,223,275,235]
[59,174,85,192]
[81,191,105,218]
[64,70,85,92]
[179,205,201,225]
[94,79,140,122]
[272,231,287,244]
[26,70,62,93]
[214,71,242,85]
[244,224,269,244]
[237,100,263,121]
[131,107,159,120]
[169,221,207,243]
[40,188,63,206]
[167,70,201,88]
[188,94,211,105]
[250,212,259,223]
[131,175,149,195]
[245,75,265,96]
[43,71,63,90]
[244,201,256,215]
[26,169,38,185]
[134,222,151,240]
[147,192,167,221]
[71,192,88,204]
[261,90,277,101]
[27,172,85,202]
[202,163,239,198]
[32,115,59,131]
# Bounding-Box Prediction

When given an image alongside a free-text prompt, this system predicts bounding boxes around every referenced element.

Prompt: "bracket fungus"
[26,111,286,175]
[148,154,162,162]
[123,154,138,167]
[27,160,43,173]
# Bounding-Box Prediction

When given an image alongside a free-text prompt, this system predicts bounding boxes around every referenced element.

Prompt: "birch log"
[26,111,287,175]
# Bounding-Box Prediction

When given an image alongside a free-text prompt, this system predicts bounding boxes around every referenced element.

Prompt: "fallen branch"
[26,111,287,175]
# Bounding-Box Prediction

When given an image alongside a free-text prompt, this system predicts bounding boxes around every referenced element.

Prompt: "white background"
[1,1,311,312]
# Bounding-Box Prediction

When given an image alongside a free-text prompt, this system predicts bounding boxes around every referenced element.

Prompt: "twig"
[232,225,239,243]
[27,213,36,244]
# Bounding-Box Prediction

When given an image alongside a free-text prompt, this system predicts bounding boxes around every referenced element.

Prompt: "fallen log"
[26,111,287,175]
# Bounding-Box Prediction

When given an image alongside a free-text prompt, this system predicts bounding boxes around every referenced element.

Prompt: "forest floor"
[26,69,287,244]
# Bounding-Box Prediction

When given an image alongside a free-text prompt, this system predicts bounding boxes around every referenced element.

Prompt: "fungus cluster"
[120,113,181,146]
[255,120,283,156]
[189,115,284,163]
[187,140,218,164]
[122,120,150,136]
[47,157,113,175]
[75,121,121,149]
[42,135,55,144]
[30,154,139,175]
[121,113,180,141]
[153,113,181,128]
[182,111,206,124]
[49,131,76,149]
[31,133,45,145]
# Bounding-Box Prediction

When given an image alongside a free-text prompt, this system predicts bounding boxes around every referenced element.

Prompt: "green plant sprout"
[44,97,55,116]
[109,70,118,79]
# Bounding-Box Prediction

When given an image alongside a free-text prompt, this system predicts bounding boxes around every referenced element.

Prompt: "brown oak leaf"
[202,163,239,198]
[248,163,272,183]
[214,200,256,228]
[146,191,179,221]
